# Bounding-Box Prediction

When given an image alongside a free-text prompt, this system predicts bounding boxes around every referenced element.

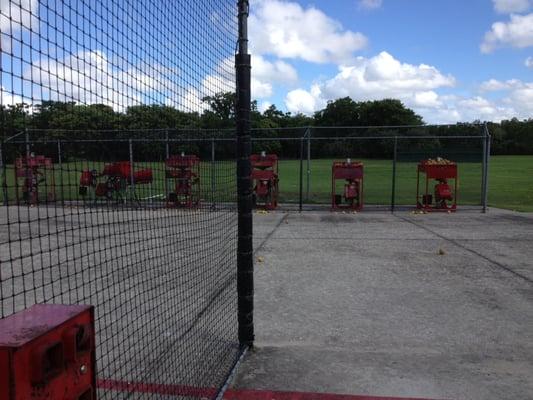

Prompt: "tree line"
[1,94,531,161]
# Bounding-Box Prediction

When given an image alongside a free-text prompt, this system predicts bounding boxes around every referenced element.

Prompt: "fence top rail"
[6,134,486,145]
[309,123,484,130]
[5,137,238,144]
[4,123,488,145]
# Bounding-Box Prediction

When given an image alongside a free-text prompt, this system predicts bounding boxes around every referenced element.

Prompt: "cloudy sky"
[1,0,531,124]
[249,0,533,123]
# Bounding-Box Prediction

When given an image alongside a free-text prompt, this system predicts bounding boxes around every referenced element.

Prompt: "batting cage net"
[1,1,242,399]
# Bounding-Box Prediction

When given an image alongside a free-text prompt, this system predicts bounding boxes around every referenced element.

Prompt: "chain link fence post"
[57,140,65,206]
[0,141,8,206]
[482,123,491,213]
[306,127,311,202]
[391,136,398,212]
[129,139,135,203]
[299,136,304,212]
[211,138,216,209]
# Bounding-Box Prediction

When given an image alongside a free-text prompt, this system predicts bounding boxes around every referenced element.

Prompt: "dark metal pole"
[57,141,65,206]
[25,129,30,157]
[129,139,135,202]
[391,136,398,212]
[164,130,170,201]
[165,130,170,159]
[211,138,216,209]
[236,0,254,348]
[0,142,8,206]
[299,137,304,212]
[481,125,487,212]
[306,128,311,201]
[482,124,491,213]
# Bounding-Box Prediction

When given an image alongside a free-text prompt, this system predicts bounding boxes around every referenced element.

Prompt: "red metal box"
[0,304,96,400]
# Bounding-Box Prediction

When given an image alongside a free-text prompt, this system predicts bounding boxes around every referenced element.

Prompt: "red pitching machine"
[331,159,364,211]
[14,154,56,205]
[251,152,279,210]
[165,153,200,208]
[79,161,153,201]
[416,158,458,212]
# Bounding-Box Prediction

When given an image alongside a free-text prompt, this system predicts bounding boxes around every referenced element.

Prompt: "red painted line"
[97,379,216,398]
[224,389,442,400]
[98,379,444,400]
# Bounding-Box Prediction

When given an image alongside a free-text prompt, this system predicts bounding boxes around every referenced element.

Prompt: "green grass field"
[1,156,532,211]
[277,156,533,212]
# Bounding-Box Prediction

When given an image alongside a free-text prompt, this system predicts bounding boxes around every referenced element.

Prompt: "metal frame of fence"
[2,122,491,214]
[246,124,491,213]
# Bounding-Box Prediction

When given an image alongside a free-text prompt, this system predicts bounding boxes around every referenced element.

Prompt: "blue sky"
[1,0,531,123]
[249,0,533,123]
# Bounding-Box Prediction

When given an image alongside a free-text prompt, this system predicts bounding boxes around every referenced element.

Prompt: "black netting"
[1,1,241,399]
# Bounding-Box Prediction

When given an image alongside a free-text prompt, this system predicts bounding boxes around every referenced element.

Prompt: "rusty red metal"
[331,160,364,211]
[0,304,96,400]
[165,154,201,208]
[416,160,458,212]
[79,161,153,200]
[251,153,279,210]
[14,155,56,205]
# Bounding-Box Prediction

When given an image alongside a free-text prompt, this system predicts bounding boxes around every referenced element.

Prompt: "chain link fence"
[247,125,490,211]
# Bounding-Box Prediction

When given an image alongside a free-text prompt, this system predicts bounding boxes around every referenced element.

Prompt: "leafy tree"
[201,92,235,129]
[314,97,360,127]
[0,103,30,141]
[314,97,423,127]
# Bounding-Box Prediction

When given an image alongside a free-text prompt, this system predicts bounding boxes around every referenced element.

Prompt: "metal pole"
[165,129,170,159]
[129,139,135,202]
[211,138,216,209]
[0,142,8,206]
[164,130,170,201]
[25,129,30,157]
[306,128,311,201]
[481,125,487,212]
[391,136,398,212]
[299,137,304,212]
[57,141,64,206]
[482,124,491,213]
[236,0,254,349]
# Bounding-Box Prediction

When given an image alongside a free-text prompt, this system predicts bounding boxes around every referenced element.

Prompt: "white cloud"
[252,79,273,99]
[477,79,533,118]
[251,55,298,99]
[258,101,272,113]
[253,55,298,84]
[24,50,179,112]
[282,51,532,123]
[415,81,533,123]
[0,0,38,52]
[492,0,531,14]
[250,0,367,64]
[22,49,238,114]
[501,80,533,115]
[284,51,455,116]
[526,56,533,67]
[1,86,24,106]
[481,13,533,53]
[171,58,235,113]
[358,0,383,10]
[413,91,442,108]
[480,78,522,91]
[285,85,325,114]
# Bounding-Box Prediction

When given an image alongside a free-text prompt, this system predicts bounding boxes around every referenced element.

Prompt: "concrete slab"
[232,209,533,400]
